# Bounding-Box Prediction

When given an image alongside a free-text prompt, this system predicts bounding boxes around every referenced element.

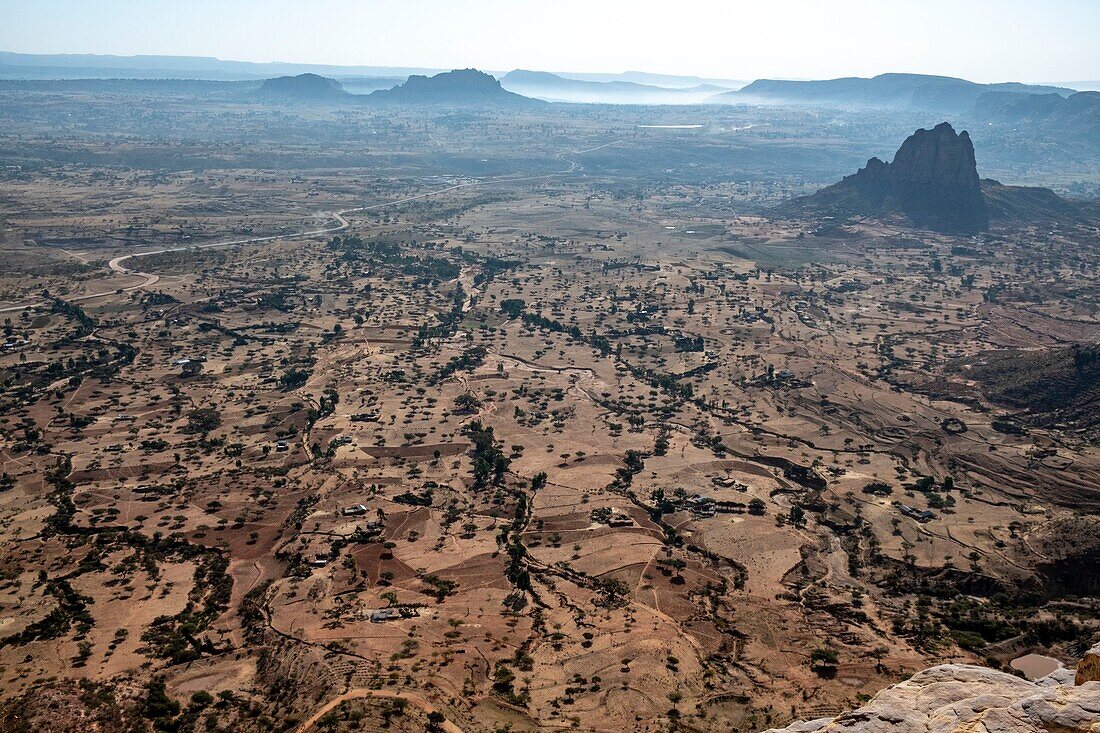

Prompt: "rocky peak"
[785,122,990,233]
[861,121,988,232]
[889,122,982,194]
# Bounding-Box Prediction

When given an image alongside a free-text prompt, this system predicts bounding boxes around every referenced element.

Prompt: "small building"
[607,512,634,528]
[898,504,934,523]
[354,522,384,542]
[692,503,716,518]
[342,504,368,517]
[684,494,717,517]
[370,608,402,623]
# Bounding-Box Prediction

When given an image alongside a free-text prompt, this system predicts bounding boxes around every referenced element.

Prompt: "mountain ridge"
[500,69,729,104]
[710,73,1075,112]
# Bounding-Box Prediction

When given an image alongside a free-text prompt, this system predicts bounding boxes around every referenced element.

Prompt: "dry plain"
[0,89,1098,733]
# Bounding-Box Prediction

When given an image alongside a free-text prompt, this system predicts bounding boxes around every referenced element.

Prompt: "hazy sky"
[2,0,1098,82]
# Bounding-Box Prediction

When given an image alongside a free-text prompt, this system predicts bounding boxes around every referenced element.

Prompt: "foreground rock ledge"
[764,653,1100,733]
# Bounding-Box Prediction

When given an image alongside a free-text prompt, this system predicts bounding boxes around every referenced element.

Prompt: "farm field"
[1,86,1099,733]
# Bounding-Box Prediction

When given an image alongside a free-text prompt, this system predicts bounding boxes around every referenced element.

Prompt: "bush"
[185,407,221,433]
[190,690,214,707]
[862,481,893,496]
[951,630,987,652]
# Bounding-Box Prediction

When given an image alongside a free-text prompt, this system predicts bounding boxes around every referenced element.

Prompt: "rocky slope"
[981,180,1100,224]
[764,644,1100,733]
[955,342,1100,434]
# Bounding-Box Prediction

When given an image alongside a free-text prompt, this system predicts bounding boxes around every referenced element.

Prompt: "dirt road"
[292,688,464,733]
[1,140,621,314]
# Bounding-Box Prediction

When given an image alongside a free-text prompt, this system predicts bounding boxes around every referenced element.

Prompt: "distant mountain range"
[1,52,1094,130]
[548,70,745,89]
[0,51,437,82]
[0,68,543,108]
[250,70,542,108]
[0,53,746,92]
[782,122,1097,233]
[973,90,1100,143]
[500,70,729,104]
[710,73,1075,112]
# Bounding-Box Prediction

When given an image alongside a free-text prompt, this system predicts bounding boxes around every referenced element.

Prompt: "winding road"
[0,140,624,727]
[1,142,620,315]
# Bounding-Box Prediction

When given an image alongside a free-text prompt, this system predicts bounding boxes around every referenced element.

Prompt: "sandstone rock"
[1037,666,1076,688]
[763,664,1100,733]
[1077,643,1100,686]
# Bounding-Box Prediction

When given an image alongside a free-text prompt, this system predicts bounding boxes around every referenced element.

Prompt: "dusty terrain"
[0,88,1098,733]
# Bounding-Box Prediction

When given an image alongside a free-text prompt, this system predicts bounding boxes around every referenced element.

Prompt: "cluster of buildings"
[681,494,749,518]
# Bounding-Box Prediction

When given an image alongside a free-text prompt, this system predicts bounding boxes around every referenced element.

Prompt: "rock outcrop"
[764,653,1100,733]
[783,122,990,233]
[1077,643,1100,686]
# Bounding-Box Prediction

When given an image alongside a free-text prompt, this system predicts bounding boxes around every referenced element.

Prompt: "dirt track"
[293,688,464,733]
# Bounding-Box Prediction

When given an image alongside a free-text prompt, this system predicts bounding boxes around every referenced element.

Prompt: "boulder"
[1076,642,1100,686]
[763,663,1100,733]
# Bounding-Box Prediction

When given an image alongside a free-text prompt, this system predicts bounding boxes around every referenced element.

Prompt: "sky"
[2,0,1098,83]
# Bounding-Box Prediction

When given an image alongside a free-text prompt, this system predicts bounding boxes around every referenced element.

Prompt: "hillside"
[256,73,349,101]
[367,68,542,107]
[712,73,1073,112]
[956,343,1100,432]
[982,180,1100,224]
[973,90,1100,145]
